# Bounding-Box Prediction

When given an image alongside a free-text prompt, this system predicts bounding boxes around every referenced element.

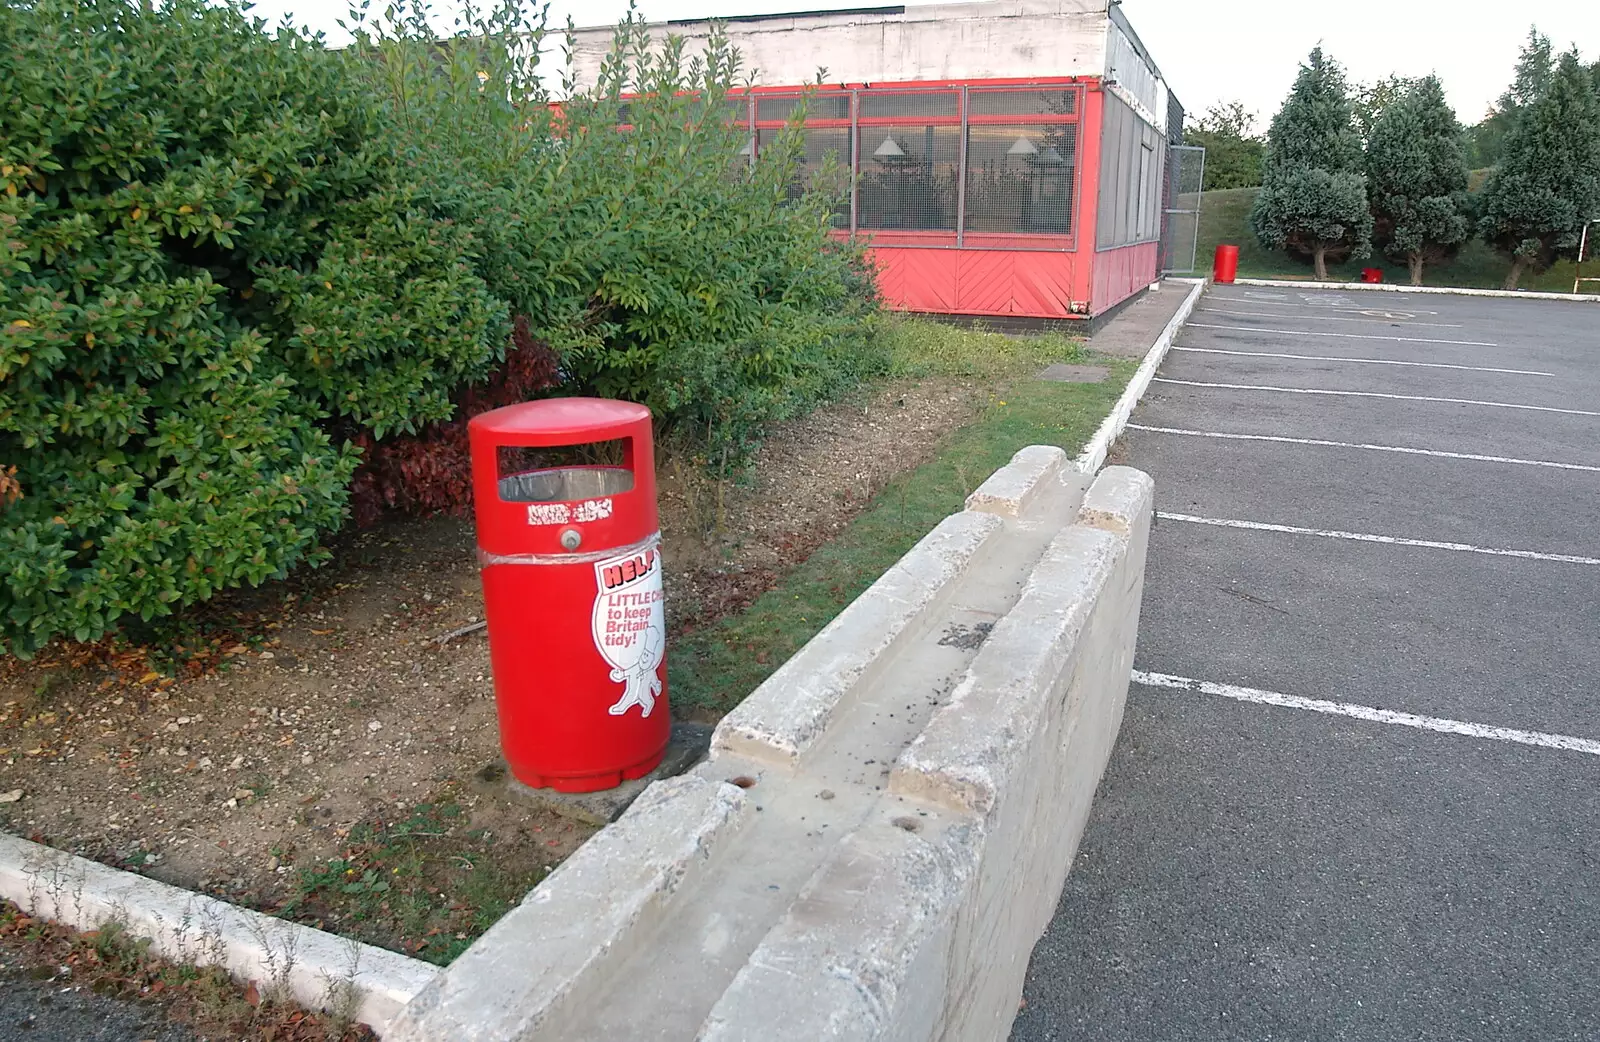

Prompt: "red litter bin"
[1361,267,1384,283]
[1213,244,1239,284]
[468,398,669,793]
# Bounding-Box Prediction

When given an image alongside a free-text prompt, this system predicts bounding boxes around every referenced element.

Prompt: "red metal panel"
[871,248,909,308]
[1091,241,1159,314]
[954,251,1015,314]
[1009,253,1077,315]
[895,249,959,311]
[867,247,1082,319]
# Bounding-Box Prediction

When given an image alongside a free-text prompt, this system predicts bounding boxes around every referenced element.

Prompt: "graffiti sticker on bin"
[526,498,613,527]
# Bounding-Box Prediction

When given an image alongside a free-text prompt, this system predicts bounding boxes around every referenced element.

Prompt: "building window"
[753,92,853,229]
[855,92,962,235]
[963,123,1076,236]
[756,125,853,229]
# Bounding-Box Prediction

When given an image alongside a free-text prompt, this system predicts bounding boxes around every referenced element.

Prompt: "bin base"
[517,747,666,794]
[476,724,712,827]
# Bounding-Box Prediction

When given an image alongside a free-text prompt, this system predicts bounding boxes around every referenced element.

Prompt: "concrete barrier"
[389,458,1154,1042]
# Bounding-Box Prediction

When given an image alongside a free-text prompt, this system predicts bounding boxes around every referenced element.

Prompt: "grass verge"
[1193,185,1588,292]
[670,318,1134,716]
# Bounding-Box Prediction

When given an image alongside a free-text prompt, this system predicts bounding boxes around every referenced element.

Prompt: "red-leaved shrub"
[349,315,561,526]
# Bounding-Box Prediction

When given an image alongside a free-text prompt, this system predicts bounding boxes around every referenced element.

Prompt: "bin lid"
[470,398,650,439]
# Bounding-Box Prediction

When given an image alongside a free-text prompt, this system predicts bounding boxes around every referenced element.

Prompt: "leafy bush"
[354,7,885,470]
[0,0,507,653]
[1,0,881,653]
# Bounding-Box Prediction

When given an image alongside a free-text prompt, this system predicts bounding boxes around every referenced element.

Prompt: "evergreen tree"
[1366,76,1471,285]
[1250,47,1371,279]
[1466,28,1553,169]
[1185,102,1264,190]
[1477,51,1600,289]
[1353,75,1416,142]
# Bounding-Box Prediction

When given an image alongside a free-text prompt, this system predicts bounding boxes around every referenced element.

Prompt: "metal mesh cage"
[757,93,851,122]
[967,89,1077,118]
[498,467,633,503]
[856,126,959,231]
[723,96,751,127]
[858,92,958,120]
[963,124,1076,235]
[758,127,853,228]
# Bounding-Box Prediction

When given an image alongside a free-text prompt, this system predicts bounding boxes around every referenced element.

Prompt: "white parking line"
[1156,512,1600,566]
[1171,346,1550,377]
[1209,294,1441,315]
[1153,378,1600,418]
[1134,671,1600,757]
[1126,425,1600,473]
[1185,322,1493,346]
[1198,307,1463,328]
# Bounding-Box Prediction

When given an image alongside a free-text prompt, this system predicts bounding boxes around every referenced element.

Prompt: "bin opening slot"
[496,440,634,503]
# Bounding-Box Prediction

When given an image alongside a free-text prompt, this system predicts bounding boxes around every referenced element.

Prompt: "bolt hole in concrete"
[892,816,921,833]
[728,776,757,789]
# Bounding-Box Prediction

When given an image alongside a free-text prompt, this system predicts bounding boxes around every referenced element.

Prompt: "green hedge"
[0,0,881,654]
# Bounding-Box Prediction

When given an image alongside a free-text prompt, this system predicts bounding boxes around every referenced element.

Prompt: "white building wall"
[1103,19,1167,132]
[568,0,1112,93]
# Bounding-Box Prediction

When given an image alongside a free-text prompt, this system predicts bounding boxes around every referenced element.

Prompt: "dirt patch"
[664,376,986,635]
[0,375,986,949]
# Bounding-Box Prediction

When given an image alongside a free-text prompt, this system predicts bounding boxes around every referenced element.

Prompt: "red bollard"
[468,398,669,793]
[1213,244,1239,284]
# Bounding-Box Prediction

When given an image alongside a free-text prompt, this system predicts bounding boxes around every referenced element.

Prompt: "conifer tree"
[1477,51,1600,289]
[1250,48,1371,279]
[1366,76,1471,285]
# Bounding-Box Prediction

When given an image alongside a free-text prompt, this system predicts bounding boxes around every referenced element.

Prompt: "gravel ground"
[0,375,986,915]
[0,973,197,1042]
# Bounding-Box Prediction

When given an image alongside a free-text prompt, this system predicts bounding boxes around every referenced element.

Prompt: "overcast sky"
[247,0,1598,126]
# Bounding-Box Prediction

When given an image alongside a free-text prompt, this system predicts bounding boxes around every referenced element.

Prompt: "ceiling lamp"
[874,135,906,157]
[1007,135,1038,156]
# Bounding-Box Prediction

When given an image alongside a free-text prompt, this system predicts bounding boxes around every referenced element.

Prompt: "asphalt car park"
[1013,286,1600,1042]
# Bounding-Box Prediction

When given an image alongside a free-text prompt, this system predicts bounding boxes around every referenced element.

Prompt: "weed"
[0,898,373,1041]
[277,795,544,965]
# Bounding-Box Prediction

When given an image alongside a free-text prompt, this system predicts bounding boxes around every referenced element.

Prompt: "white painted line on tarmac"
[1198,307,1463,328]
[1152,378,1600,418]
[1133,671,1600,757]
[1186,322,1493,346]
[1171,346,1551,377]
[1156,512,1600,566]
[1126,425,1600,473]
[1208,294,1441,315]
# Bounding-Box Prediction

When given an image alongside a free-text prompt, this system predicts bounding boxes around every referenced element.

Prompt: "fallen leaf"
[244,980,261,1007]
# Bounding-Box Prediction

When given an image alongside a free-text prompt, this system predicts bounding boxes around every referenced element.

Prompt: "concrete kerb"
[0,831,439,1035]
[1233,276,1600,303]
[1075,277,1205,474]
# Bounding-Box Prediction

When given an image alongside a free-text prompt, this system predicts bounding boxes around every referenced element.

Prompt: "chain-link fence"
[1160,143,1205,273]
